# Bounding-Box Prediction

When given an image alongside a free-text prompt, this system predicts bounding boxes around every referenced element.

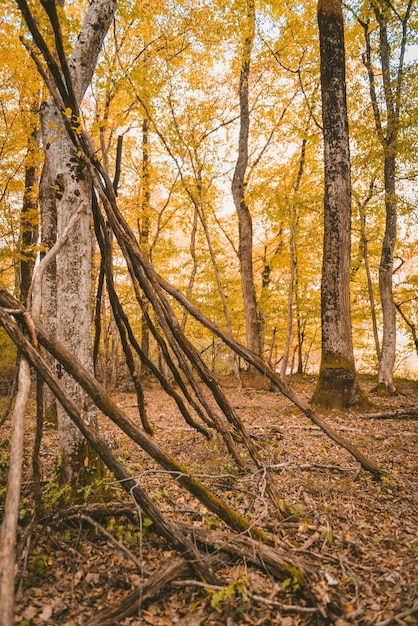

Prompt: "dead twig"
[65,512,149,574]
[375,603,418,626]
[172,579,320,614]
[86,557,192,626]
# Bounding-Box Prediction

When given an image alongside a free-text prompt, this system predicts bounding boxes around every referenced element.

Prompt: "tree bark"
[311,0,367,409]
[376,147,397,393]
[358,200,381,361]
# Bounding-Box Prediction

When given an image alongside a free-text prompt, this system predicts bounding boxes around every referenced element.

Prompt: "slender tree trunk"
[281,137,306,379]
[377,150,397,392]
[19,109,40,305]
[360,0,413,393]
[281,225,296,378]
[181,207,198,332]
[295,273,304,374]
[358,203,381,362]
[0,358,31,626]
[395,302,418,357]
[231,0,262,357]
[311,0,367,409]
[139,117,151,369]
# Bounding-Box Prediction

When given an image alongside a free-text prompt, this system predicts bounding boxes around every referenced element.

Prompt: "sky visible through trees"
[0,0,417,381]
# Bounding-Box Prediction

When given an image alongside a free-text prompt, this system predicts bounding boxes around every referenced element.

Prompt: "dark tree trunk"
[311,0,367,409]
[19,116,39,305]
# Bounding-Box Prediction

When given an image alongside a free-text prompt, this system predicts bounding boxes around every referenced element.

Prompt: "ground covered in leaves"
[1,374,417,625]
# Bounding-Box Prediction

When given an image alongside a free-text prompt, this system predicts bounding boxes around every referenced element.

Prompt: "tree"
[311,0,367,408]
[232,0,263,357]
[359,0,414,394]
[17,0,116,482]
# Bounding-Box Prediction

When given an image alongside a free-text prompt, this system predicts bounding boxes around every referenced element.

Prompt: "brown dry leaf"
[38,604,53,621]
[22,605,38,620]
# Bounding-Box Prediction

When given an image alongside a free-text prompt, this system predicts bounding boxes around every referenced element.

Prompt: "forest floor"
[1,374,417,626]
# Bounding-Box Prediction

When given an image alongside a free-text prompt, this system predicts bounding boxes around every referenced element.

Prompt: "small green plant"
[18,496,32,524]
[106,516,152,546]
[321,529,334,544]
[204,514,219,530]
[278,498,304,518]
[26,550,54,585]
[42,481,72,509]
[281,564,305,593]
[206,576,249,612]
[152,486,170,503]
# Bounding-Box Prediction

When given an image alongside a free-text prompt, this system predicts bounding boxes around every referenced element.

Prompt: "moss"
[58,440,107,495]
[372,381,398,397]
[0,328,16,397]
[311,351,370,409]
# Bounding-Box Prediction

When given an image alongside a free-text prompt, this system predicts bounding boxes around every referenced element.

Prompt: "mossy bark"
[311,353,369,409]
[57,439,106,489]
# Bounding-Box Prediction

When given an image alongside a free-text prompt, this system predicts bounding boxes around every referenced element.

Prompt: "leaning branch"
[0,299,265,539]
[154,277,385,478]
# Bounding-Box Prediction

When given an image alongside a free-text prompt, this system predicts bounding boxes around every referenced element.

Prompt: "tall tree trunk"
[231,0,262,357]
[38,164,58,423]
[22,0,117,482]
[40,100,97,482]
[311,0,367,409]
[360,0,413,394]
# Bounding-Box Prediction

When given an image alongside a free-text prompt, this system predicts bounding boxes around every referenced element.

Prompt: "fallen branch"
[86,557,191,626]
[65,512,147,573]
[157,277,385,478]
[360,407,418,420]
[0,308,217,586]
[175,522,313,581]
[0,299,265,540]
[172,580,319,614]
